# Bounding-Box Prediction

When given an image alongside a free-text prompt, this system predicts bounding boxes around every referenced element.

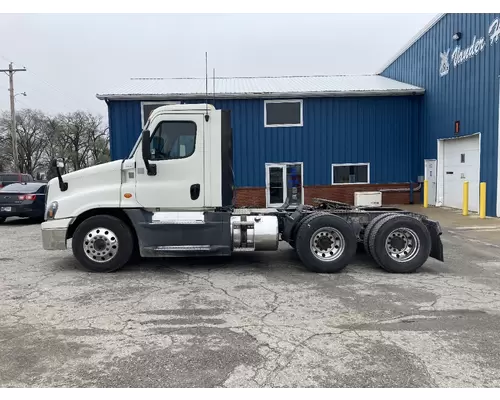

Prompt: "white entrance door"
[424,159,437,206]
[442,135,480,212]
[265,163,303,208]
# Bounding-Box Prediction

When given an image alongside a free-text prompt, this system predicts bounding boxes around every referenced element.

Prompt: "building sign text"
[440,16,499,77]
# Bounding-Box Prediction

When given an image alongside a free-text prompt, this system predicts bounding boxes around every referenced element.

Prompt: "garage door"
[442,135,480,212]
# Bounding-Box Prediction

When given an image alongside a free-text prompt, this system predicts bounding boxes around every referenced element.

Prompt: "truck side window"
[150,121,197,161]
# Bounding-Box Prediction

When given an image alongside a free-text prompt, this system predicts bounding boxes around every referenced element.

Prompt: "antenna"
[213,68,216,106]
[205,52,209,121]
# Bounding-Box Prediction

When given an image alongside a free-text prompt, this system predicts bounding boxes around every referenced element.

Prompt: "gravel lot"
[1,216,500,388]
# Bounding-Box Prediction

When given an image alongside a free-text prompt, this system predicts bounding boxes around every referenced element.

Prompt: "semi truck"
[41,104,444,274]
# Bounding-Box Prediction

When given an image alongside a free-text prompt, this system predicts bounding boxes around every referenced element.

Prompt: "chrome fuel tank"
[230,215,279,251]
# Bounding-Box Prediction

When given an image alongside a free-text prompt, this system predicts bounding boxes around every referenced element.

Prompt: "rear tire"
[289,212,330,250]
[369,214,431,273]
[363,213,397,257]
[295,213,357,273]
[72,215,133,273]
[0,217,5,224]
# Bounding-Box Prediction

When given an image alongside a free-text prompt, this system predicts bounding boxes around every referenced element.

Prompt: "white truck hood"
[47,160,125,218]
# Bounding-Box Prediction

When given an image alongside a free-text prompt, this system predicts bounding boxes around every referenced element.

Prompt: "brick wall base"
[234,183,421,208]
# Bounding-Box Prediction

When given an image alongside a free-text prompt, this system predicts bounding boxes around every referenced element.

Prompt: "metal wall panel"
[107,95,421,188]
[108,100,142,161]
[382,13,500,216]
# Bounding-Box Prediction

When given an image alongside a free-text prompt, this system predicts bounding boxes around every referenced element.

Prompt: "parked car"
[0,182,47,224]
[0,172,34,188]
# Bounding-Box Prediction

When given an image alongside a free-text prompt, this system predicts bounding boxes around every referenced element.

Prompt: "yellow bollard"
[479,182,486,219]
[462,181,469,216]
[423,180,428,208]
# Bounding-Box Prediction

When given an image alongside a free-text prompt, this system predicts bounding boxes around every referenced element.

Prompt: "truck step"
[154,245,211,251]
[140,244,232,258]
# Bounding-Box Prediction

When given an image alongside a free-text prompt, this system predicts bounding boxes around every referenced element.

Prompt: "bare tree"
[0,113,13,172]
[89,126,111,165]
[42,115,67,179]
[55,111,109,171]
[0,131,12,172]
[0,108,110,177]
[0,109,47,176]
[16,110,47,175]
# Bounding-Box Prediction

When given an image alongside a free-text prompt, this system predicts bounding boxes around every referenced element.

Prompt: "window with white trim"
[141,101,180,126]
[264,99,303,127]
[332,163,370,184]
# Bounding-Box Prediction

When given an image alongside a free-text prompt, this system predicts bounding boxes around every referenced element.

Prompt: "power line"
[24,68,81,107]
[1,54,83,109]
[15,97,31,109]
[0,54,12,64]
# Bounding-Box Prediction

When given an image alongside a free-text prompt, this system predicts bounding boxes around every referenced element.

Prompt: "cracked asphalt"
[1,215,500,388]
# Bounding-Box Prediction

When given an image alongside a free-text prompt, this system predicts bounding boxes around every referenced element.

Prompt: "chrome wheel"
[309,227,345,261]
[384,228,420,262]
[83,227,119,263]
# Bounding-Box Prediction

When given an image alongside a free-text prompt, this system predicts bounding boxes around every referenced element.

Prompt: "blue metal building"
[97,75,424,208]
[97,14,500,215]
[381,13,500,217]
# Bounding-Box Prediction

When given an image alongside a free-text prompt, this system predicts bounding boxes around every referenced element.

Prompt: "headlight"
[45,201,59,220]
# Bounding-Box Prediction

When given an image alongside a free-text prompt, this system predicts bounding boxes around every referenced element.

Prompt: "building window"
[141,101,180,126]
[150,121,196,161]
[332,163,370,184]
[264,100,303,127]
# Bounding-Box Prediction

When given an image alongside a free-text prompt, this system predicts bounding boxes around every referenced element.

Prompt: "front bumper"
[41,218,72,250]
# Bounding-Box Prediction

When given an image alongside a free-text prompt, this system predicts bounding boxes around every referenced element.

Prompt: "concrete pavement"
[1,212,500,387]
[402,204,500,249]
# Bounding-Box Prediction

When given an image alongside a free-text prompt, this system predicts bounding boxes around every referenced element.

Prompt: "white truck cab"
[41,104,444,274]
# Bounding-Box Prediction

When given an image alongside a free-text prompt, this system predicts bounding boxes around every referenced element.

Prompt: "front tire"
[0,217,5,224]
[72,215,133,273]
[295,213,357,273]
[369,214,431,273]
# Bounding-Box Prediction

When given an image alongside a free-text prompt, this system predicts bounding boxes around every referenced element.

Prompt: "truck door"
[135,113,205,209]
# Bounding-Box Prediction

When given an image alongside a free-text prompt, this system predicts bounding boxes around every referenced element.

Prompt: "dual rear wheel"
[295,213,431,274]
[366,214,431,273]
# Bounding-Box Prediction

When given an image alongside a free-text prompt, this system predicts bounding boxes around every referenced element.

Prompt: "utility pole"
[1,62,27,172]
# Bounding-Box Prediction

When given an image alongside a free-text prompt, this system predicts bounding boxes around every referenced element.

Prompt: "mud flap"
[424,219,444,262]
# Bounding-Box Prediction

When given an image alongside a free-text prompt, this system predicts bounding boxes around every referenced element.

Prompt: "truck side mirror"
[141,130,156,176]
[50,158,68,192]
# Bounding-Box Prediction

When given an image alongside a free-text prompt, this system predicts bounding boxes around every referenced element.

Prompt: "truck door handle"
[190,184,200,200]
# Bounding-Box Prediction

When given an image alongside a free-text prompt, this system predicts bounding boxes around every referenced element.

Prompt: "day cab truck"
[41,104,444,274]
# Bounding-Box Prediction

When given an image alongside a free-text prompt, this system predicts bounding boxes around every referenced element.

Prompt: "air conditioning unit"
[354,191,382,207]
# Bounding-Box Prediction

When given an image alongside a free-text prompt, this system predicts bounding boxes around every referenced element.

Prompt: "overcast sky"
[0,13,437,117]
